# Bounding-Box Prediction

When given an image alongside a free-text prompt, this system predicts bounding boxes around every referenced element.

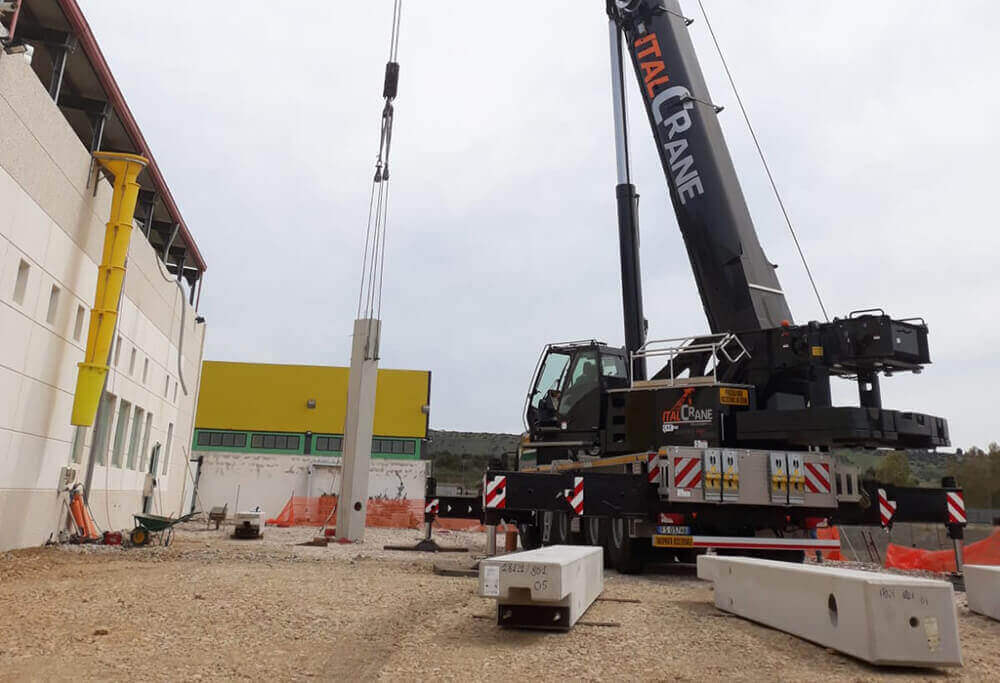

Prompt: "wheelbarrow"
[130,512,198,547]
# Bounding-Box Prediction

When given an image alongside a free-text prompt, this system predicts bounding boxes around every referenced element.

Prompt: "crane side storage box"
[697,555,962,667]
[964,564,1000,621]
[479,545,603,631]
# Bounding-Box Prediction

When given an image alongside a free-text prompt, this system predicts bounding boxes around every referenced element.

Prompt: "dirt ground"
[1,523,998,682]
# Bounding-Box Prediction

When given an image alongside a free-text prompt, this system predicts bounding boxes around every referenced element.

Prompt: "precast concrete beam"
[697,555,962,668]
[964,564,1000,621]
[335,318,380,543]
[479,545,603,631]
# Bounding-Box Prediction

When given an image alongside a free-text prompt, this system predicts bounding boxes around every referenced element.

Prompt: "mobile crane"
[433,0,965,573]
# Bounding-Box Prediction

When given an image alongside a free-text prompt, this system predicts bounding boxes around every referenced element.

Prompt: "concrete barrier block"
[964,564,1000,621]
[697,555,962,667]
[479,545,603,630]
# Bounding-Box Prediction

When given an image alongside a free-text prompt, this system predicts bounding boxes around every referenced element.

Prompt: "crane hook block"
[383,62,400,100]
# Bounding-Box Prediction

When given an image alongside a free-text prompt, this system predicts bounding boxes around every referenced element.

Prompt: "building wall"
[194,451,427,528]
[195,361,430,438]
[0,51,206,550]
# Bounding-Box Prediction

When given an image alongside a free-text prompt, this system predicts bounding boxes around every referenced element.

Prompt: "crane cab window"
[531,352,570,409]
[601,354,627,378]
[559,351,599,414]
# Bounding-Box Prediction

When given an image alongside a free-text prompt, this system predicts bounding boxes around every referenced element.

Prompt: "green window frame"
[193,430,249,451]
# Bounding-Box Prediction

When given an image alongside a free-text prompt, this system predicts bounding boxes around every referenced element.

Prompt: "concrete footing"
[697,555,962,668]
[964,564,1000,621]
[479,545,603,630]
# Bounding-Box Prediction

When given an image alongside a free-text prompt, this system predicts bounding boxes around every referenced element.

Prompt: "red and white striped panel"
[673,455,702,490]
[803,462,832,494]
[485,476,506,509]
[878,488,897,527]
[647,452,661,484]
[569,477,584,516]
[425,498,439,515]
[946,491,966,524]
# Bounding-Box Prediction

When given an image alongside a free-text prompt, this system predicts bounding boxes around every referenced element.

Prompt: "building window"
[162,423,174,475]
[367,438,416,455]
[46,285,60,325]
[129,348,137,375]
[93,392,115,466]
[13,259,29,305]
[70,425,86,464]
[126,405,145,469]
[250,433,299,451]
[115,335,123,366]
[196,431,248,449]
[140,411,153,471]
[73,305,85,341]
[173,381,178,402]
[111,399,131,467]
[164,375,170,397]
[142,358,149,384]
[315,436,344,452]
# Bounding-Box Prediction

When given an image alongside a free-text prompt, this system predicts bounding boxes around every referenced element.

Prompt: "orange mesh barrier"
[885,530,1000,572]
[816,525,844,561]
[266,495,422,530]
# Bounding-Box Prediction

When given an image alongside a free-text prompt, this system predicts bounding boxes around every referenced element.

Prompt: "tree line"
[866,444,1000,508]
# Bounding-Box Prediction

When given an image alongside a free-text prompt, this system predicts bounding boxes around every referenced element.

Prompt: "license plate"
[653,534,694,548]
[656,525,691,535]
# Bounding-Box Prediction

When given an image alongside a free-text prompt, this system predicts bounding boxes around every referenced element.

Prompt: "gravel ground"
[1,523,998,681]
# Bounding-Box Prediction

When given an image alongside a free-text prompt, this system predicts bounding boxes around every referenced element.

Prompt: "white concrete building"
[0,2,207,550]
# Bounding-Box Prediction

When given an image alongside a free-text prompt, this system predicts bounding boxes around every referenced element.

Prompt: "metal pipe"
[49,44,69,102]
[485,524,497,556]
[608,18,631,185]
[7,0,23,42]
[952,537,964,575]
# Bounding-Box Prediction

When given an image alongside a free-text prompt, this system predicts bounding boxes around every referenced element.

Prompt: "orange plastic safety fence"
[885,530,1000,573]
[265,495,423,530]
[816,525,844,561]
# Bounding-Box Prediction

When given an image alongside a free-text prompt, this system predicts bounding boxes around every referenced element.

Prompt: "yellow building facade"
[194,361,430,458]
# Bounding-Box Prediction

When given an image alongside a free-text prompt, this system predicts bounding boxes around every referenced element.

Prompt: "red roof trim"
[56,0,207,271]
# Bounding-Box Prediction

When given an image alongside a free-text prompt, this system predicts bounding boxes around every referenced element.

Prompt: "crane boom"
[614,0,792,334]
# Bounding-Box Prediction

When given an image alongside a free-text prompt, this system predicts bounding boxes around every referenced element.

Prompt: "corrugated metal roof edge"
[57,0,207,272]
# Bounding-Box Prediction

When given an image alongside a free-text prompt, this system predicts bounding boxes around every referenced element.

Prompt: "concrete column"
[335,318,380,543]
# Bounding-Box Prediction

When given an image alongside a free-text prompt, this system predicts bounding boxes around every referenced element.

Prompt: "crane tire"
[607,517,643,574]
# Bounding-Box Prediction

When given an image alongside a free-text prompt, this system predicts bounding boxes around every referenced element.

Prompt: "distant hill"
[424,429,520,489]
[835,449,959,486]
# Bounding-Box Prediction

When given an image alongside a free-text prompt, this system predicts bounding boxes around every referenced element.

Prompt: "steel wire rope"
[695,0,829,322]
[356,0,402,342]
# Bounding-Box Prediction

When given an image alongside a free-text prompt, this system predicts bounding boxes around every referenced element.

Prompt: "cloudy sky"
[77,1,999,449]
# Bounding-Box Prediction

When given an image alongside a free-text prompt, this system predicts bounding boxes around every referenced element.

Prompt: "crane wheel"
[584,517,611,567]
[607,517,643,574]
[542,511,571,546]
[517,522,542,550]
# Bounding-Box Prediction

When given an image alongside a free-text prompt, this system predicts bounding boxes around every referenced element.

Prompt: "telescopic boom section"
[614,0,793,334]
[607,13,647,381]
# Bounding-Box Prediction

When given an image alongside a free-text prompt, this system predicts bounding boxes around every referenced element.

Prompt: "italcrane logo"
[662,388,713,433]
[633,32,705,205]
